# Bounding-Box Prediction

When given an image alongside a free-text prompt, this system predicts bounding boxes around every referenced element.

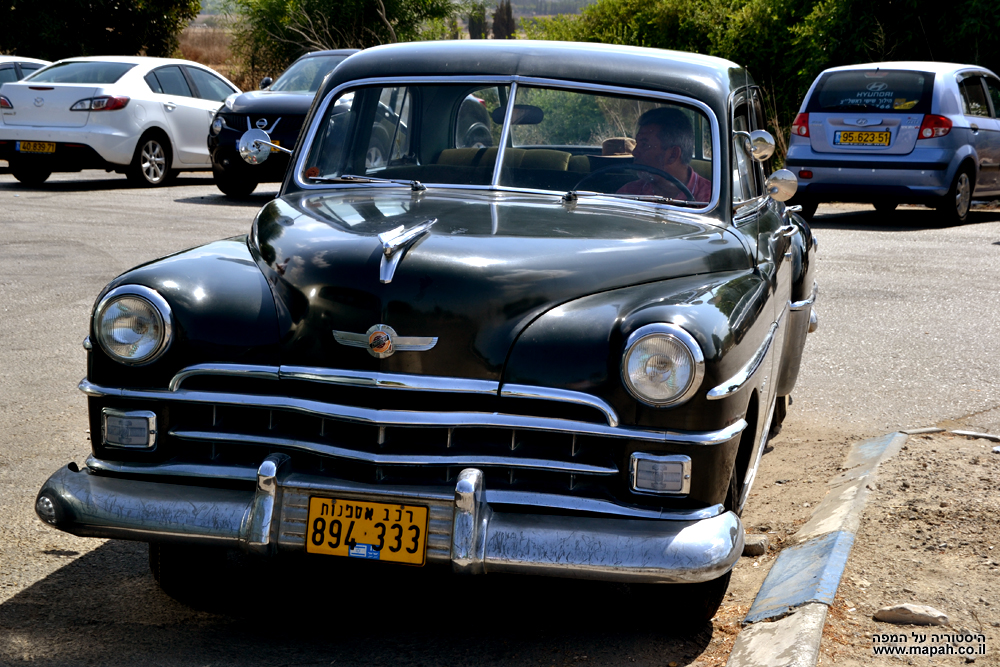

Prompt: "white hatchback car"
[0,56,240,186]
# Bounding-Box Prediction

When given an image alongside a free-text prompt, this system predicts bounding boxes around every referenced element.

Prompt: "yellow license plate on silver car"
[835,131,890,146]
[306,497,429,565]
[16,141,56,154]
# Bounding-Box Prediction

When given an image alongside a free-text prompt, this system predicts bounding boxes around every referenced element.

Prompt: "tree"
[467,1,490,39]
[493,1,516,40]
[0,0,200,60]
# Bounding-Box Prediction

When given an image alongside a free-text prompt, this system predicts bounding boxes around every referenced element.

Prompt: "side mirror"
[259,76,273,90]
[765,169,798,201]
[735,129,776,162]
[239,128,272,165]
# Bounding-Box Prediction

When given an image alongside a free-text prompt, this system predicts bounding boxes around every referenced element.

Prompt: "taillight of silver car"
[918,114,952,139]
[791,112,809,137]
[0,96,12,109]
[69,96,130,111]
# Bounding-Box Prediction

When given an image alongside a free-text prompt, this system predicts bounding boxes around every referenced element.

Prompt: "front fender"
[87,237,281,390]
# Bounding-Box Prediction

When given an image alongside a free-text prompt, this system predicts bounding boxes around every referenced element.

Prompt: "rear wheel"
[937,168,972,225]
[127,134,175,187]
[11,160,51,185]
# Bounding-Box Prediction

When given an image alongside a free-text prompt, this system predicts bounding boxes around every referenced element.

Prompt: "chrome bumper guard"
[36,456,743,584]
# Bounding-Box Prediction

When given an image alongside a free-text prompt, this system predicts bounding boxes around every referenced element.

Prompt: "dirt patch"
[818,432,1000,665]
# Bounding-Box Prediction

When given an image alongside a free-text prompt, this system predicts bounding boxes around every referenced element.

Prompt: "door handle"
[971,123,979,133]
[164,102,177,111]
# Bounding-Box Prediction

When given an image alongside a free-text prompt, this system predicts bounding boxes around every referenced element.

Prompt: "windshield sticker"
[894,99,918,109]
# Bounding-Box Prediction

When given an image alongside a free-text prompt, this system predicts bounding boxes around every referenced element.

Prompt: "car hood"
[250,189,748,380]
[227,90,314,115]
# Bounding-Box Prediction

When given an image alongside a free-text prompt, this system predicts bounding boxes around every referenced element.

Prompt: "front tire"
[127,134,175,187]
[148,542,228,603]
[629,570,733,627]
[937,168,972,225]
[213,165,258,198]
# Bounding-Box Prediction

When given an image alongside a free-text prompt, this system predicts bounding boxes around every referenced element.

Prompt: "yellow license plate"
[16,141,56,154]
[270,140,281,153]
[835,131,890,146]
[306,497,428,565]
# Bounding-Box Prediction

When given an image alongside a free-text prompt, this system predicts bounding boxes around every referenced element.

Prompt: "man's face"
[632,124,679,170]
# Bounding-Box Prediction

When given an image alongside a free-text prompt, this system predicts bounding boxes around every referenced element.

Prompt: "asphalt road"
[1,171,999,665]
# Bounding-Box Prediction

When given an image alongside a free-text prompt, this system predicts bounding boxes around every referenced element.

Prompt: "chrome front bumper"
[36,457,743,584]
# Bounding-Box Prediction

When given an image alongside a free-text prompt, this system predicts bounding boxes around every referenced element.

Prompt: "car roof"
[820,61,998,77]
[0,55,50,65]
[50,55,216,69]
[324,40,749,113]
[299,49,361,59]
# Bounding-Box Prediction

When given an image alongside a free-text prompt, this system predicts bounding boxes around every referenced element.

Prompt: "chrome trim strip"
[500,384,619,427]
[79,379,747,445]
[280,366,496,393]
[86,455,259,481]
[169,429,620,475]
[293,75,720,214]
[487,490,722,521]
[168,363,280,392]
[706,321,778,400]
[790,280,818,311]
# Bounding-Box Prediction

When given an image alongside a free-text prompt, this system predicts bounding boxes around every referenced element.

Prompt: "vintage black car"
[36,41,818,620]
[208,49,358,197]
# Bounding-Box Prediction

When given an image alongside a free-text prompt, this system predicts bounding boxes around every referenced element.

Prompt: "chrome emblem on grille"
[33,97,44,107]
[333,324,438,358]
[255,118,268,129]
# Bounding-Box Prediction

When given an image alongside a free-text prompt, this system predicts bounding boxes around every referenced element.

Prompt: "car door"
[957,73,1000,193]
[980,75,1000,195]
[144,65,213,165]
[731,87,792,421]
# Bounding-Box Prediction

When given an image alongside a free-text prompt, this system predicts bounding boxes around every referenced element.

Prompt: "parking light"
[70,96,130,111]
[918,115,951,139]
[0,96,12,109]
[630,453,691,495]
[791,113,809,137]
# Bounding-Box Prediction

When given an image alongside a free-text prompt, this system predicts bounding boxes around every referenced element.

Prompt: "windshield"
[270,55,348,93]
[807,70,934,113]
[301,81,715,206]
[25,61,135,84]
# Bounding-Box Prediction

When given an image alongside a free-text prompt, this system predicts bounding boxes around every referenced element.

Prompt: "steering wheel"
[572,163,694,201]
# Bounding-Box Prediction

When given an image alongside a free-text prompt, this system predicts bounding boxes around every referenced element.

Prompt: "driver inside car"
[616,107,712,202]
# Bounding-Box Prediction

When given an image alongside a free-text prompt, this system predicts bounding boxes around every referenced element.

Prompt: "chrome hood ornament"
[333,324,437,358]
[378,218,437,283]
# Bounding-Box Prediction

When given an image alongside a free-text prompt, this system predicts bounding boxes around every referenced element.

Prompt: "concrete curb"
[725,432,909,667]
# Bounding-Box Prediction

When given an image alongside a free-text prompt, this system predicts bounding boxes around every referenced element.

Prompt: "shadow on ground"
[809,203,1000,232]
[1,540,713,666]
[174,191,279,207]
[0,174,217,193]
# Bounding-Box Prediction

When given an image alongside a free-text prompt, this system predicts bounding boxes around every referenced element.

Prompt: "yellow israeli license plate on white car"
[306,497,429,565]
[16,141,56,154]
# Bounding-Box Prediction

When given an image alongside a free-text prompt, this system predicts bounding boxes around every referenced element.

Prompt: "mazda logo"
[255,118,268,129]
[33,97,44,107]
[867,82,888,92]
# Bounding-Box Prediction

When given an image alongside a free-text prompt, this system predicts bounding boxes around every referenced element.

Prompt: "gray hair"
[637,107,694,165]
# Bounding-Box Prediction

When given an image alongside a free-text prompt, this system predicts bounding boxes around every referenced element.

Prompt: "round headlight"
[94,286,173,365]
[622,323,704,407]
[211,117,224,135]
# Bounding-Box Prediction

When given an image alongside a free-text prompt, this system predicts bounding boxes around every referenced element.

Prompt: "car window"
[958,76,990,117]
[148,66,192,98]
[0,65,16,85]
[986,78,1000,118]
[186,67,235,102]
[24,61,135,84]
[19,64,44,77]
[806,69,934,113]
[270,55,347,93]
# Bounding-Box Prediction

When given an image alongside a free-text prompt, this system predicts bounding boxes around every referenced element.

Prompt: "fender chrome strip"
[80,379,746,445]
[706,321,778,400]
[790,280,818,311]
[168,363,280,392]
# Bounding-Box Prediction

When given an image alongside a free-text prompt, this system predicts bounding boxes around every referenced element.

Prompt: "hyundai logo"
[33,97,44,107]
[255,118,268,129]
[856,118,869,126]
[867,82,888,92]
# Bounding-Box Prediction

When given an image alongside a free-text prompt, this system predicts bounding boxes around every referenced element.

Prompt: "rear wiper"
[562,190,704,208]
[308,174,426,191]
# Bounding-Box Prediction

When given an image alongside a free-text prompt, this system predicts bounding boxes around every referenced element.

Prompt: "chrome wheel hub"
[955,172,971,218]
[141,141,166,183]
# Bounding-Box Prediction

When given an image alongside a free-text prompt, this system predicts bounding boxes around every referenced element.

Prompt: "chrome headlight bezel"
[211,116,224,135]
[621,323,705,408]
[93,285,173,366]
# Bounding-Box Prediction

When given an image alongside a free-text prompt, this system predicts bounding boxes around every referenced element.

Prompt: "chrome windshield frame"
[292,75,721,215]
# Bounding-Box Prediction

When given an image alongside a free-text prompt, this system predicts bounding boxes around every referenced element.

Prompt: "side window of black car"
[958,76,989,117]
[149,66,193,98]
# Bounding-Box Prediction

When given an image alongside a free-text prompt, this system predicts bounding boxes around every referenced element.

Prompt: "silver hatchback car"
[786,61,1000,222]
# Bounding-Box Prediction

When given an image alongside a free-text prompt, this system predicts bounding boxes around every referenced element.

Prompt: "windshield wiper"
[562,190,704,208]
[308,174,426,191]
